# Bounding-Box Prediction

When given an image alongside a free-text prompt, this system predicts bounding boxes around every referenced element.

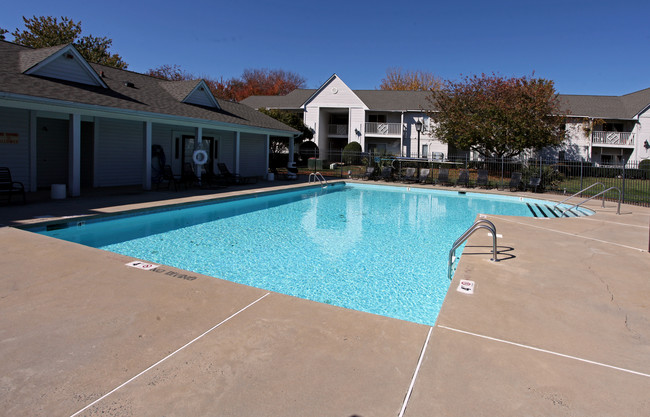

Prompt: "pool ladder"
[448,219,498,280]
[551,183,621,216]
[309,172,328,186]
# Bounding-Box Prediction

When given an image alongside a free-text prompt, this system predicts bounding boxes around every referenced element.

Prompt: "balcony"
[328,124,348,136]
[591,131,635,147]
[365,122,402,136]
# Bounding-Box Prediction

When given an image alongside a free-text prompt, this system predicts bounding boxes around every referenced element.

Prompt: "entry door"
[182,135,215,174]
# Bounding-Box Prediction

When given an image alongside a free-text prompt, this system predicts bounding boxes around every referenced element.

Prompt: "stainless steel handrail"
[558,186,621,217]
[448,219,498,281]
[552,182,606,211]
[308,172,328,185]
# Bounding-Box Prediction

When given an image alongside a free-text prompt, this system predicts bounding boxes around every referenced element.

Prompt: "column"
[195,126,203,180]
[68,113,81,197]
[235,131,241,175]
[265,134,270,178]
[143,121,152,190]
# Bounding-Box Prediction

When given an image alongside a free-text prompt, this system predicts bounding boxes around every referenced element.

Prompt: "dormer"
[160,79,220,109]
[20,44,107,88]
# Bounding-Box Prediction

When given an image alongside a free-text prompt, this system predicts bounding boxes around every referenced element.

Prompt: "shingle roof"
[242,89,436,112]
[0,41,297,134]
[243,83,650,120]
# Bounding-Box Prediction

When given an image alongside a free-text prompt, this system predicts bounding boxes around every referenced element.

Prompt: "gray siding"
[31,54,100,86]
[0,107,30,188]
[36,117,69,187]
[95,118,144,186]
[239,133,266,177]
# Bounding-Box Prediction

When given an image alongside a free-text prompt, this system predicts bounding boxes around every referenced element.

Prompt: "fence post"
[500,157,504,190]
[580,160,583,197]
[622,163,626,204]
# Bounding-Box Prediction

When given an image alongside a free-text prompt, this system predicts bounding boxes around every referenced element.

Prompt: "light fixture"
[644,140,650,149]
[414,121,423,158]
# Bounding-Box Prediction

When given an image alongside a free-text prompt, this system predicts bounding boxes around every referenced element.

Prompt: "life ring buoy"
[193,149,208,165]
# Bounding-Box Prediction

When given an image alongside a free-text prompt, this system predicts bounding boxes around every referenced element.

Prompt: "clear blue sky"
[2,0,649,96]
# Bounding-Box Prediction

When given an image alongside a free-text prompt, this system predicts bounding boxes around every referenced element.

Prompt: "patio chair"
[155,165,179,191]
[0,167,26,204]
[360,166,375,180]
[379,166,393,181]
[217,162,256,184]
[402,167,417,183]
[418,168,431,184]
[456,169,470,187]
[509,172,522,191]
[435,168,451,185]
[181,162,200,188]
[476,169,489,188]
[527,177,541,193]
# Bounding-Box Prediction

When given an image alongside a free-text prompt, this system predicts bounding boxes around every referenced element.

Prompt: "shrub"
[342,141,362,165]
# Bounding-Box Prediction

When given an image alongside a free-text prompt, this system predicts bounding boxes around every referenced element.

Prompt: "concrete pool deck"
[1,181,649,416]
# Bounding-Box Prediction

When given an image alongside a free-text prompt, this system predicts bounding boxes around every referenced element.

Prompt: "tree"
[229,69,306,101]
[146,64,193,81]
[430,73,566,158]
[259,109,313,167]
[11,16,127,69]
[0,28,7,40]
[380,68,442,91]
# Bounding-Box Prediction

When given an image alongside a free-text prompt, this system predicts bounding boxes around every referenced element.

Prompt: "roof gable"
[22,44,107,88]
[303,74,367,109]
[160,79,220,109]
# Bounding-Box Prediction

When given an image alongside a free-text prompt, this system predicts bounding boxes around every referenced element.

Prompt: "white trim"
[399,327,433,417]
[0,93,296,137]
[24,45,108,88]
[183,80,221,109]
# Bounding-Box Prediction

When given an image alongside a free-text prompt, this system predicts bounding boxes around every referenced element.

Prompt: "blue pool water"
[36,183,588,325]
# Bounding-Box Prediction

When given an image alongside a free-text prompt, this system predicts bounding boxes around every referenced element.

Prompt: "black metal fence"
[290,150,650,207]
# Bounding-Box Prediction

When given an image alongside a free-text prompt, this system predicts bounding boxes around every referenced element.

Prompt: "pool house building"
[242,74,650,165]
[0,41,297,196]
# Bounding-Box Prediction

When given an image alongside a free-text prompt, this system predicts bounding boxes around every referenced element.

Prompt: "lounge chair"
[155,165,179,191]
[509,172,522,191]
[379,166,392,181]
[0,167,26,204]
[217,162,256,184]
[476,169,489,188]
[359,166,375,180]
[402,167,417,182]
[180,162,200,188]
[456,169,470,187]
[527,177,541,193]
[418,168,431,184]
[435,168,451,185]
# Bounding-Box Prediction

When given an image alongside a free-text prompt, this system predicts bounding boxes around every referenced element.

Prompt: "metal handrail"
[558,187,621,217]
[552,182,606,211]
[448,219,498,281]
[308,172,328,185]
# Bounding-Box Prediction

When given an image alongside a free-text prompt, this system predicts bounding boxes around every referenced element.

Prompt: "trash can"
[267,173,275,181]
[51,184,66,199]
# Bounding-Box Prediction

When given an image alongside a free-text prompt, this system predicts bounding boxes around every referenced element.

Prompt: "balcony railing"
[591,131,635,146]
[328,124,348,135]
[365,122,402,136]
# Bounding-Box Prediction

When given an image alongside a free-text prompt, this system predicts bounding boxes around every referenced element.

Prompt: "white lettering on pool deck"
[69,292,271,417]
[437,325,650,379]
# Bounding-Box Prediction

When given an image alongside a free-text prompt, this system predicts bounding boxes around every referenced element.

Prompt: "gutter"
[0,91,298,137]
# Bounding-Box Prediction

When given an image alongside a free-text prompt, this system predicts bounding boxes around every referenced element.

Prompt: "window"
[368,114,387,123]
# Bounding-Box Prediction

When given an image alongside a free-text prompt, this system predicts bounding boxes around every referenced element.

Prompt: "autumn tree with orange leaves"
[147,65,305,102]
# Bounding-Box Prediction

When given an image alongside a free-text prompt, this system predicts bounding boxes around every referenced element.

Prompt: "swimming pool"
[33,183,591,325]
